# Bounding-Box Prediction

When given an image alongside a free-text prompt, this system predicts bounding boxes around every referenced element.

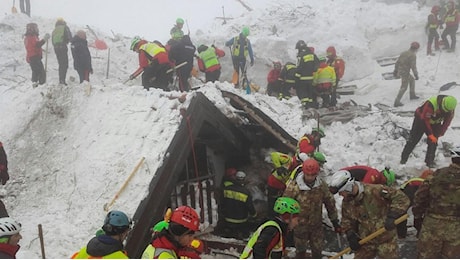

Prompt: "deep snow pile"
[0,0,459,258]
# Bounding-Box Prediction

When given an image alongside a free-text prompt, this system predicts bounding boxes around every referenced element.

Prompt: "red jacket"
[341,165,386,185]
[24,34,45,63]
[297,134,316,155]
[267,69,281,83]
[197,47,225,73]
[327,55,345,80]
[415,98,453,137]
[0,243,20,259]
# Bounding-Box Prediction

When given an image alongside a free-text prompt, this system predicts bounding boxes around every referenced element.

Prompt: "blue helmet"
[103,210,131,235]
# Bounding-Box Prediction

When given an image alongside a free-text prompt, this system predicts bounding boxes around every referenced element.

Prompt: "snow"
[0,0,459,258]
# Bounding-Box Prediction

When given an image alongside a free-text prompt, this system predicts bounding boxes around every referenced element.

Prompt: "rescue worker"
[278,62,296,100]
[283,159,340,258]
[313,56,336,108]
[220,171,257,239]
[0,142,10,217]
[170,18,185,42]
[0,217,22,259]
[267,152,293,216]
[225,27,254,88]
[266,61,282,97]
[400,95,457,168]
[129,37,173,91]
[24,23,49,87]
[328,170,410,258]
[294,40,320,109]
[168,35,196,92]
[142,206,200,259]
[70,30,93,83]
[51,18,72,85]
[326,46,345,106]
[196,44,225,83]
[393,41,420,107]
[296,127,325,158]
[240,197,300,259]
[72,210,131,259]
[396,169,433,239]
[441,0,459,52]
[214,167,237,234]
[426,5,442,55]
[339,165,396,186]
[412,146,460,258]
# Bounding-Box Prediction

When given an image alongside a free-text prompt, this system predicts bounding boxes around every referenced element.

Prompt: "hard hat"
[0,217,21,237]
[432,5,440,13]
[441,95,457,112]
[170,206,200,232]
[410,41,420,50]
[295,40,307,50]
[130,36,142,51]
[236,171,246,181]
[318,56,327,63]
[176,18,185,24]
[326,46,336,57]
[225,168,237,179]
[273,197,300,214]
[312,127,325,138]
[57,17,65,22]
[313,152,327,164]
[451,145,460,159]
[329,170,354,194]
[241,27,250,37]
[297,152,309,162]
[273,61,282,69]
[382,167,396,186]
[103,210,131,235]
[302,159,320,175]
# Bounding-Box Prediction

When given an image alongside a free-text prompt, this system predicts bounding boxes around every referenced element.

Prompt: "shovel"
[439,81,459,92]
[12,0,17,13]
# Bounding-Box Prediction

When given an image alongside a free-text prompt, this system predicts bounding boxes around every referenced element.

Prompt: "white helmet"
[0,217,21,236]
[329,170,354,194]
[236,171,246,181]
[297,152,309,162]
[451,146,460,159]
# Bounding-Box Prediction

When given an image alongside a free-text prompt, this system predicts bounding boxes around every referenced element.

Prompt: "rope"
[186,115,205,220]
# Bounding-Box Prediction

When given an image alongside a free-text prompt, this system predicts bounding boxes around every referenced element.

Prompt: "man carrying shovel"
[328,170,410,258]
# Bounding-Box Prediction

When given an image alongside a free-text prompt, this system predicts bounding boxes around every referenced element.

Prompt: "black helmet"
[295,40,307,50]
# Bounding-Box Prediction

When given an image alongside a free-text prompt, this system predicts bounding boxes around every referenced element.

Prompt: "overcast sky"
[0,0,261,43]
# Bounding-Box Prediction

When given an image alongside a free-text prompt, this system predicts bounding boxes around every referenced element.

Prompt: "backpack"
[52,25,66,45]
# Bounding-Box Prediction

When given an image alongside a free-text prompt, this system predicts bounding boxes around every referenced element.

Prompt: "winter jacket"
[197,46,225,72]
[142,232,181,259]
[283,170,338,230]
[427,12,441,30]
[326,55,345,80]
[394,49,418,78]
[297,134,318,156]
[267,68,281,84]
[168,35,196,73]
[24,34,45,63]
[240,217,287,259]
[0,243,20,259]
[225,34,254,63]
[414,95,454,137]
[71,235,128,259]
[131,42,171,78]
[70,35,92,71]
[313,62,336,93]
[221,182,257,223]
[52,21,72,48]
[0,142,9,185]
[279,62,297,85]
[341,165,387,185]
[443,8,459,27]
[295,48,319,81]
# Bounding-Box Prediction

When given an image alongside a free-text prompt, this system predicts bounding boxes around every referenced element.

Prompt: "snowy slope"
[0,0,459,258]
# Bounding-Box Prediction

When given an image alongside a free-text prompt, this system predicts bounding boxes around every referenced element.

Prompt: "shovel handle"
[329,214,408,259]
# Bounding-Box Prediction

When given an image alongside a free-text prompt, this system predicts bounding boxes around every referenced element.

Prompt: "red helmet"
[431,5,440,13]
[302,159,320,175]
[170,206,200,231]
[410,41,420,50]
[225,168,237,179]
[309,47,315,53]
[326,46,336,57]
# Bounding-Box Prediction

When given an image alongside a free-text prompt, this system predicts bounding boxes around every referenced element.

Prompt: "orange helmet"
[326,46,336,57]
[302,159,320,175]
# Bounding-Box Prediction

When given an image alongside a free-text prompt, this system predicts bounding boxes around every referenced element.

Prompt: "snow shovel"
[439,81,459,92]
[12,0,17,14]
[86,25,108,50]
[329,214,408,259]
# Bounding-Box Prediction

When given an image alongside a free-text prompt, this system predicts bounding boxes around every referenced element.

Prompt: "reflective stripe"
[240,220,283,259]
[139,43,166,63]
[141,244,177,259]
[199,47,220,69]
[232,36,249,57]
[400,178,425,189]
[72,246,128,259]
[428,96,444,124]
[223,189,249,202]
[225,217,248,223]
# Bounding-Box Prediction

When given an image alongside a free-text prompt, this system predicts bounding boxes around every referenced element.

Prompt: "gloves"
[43,33,50,41]
[384,211,400,231]
[275,167,288,176]
[346,231,361,251]
[428,134,438,143]
[129,74,135,80]
[331,219,342,233]
[414,74,419,80]
[250,60,254,66]
[0,170,9,185]
[413,217,423,233]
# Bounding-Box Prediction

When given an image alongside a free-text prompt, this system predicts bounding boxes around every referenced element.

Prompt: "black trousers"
[54,46,69,83]
[29,56,46,84]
